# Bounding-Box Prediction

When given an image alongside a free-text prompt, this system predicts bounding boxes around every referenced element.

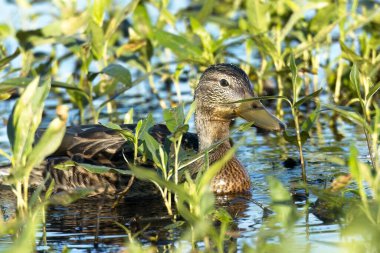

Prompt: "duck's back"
[31,124,198,197]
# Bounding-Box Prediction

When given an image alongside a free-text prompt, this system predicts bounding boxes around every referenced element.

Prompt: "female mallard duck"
[32,64,285,196]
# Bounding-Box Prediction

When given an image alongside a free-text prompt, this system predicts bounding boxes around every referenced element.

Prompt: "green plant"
[0,77,90,252]
[326,64,380,171]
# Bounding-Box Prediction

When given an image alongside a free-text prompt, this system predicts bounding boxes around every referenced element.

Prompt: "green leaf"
[340,40,365,63]
[366,81,380,101]
[1,208,42,253]
[101,64,132,87]
[26,107,67,174]
[246,0,269,34]
[105,0,139,40]
[348,145,367,203]
[7,77,50,169]
[0,48,20,69]
[0,77,88,97]
[349,64,362,100]
[142,133,162,168]
[132,4,153,39]
[169,125,189,141]
[138,114,155,141]
[0,148,11,161]
[154,29,203,62]
[280,2,329,41]
[310,4,337,33]
[267,176,297,228]
[130,165,191,201]
[92,0,106,26]
[323,104,369,131]
[196,0,215,22]
[290,53,297,85]
[124,108,134,124]
[294,88,323,108]
[88,20,105,60]
[0,93,12,100]
[190,17,213,55]
[252,34,279,61]
[267,176,291,202]
[163,104,185,133]
[301,105,321,132]
[54,160,132,176]
[0,24,12,39]
[102,122,122,130]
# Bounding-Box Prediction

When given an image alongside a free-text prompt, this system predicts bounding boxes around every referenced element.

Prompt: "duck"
[31,63,285,196]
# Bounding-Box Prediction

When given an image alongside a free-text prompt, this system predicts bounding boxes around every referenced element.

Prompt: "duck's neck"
[194,107,251,194]
[195,109,231,151]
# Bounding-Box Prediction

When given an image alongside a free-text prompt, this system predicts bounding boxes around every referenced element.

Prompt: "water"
[0,96,370,252]
[0,1,375,252]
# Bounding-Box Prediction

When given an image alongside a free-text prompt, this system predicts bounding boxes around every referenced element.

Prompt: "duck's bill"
[236,100,286,131]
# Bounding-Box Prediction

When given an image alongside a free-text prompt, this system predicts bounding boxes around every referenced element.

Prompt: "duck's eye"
[219,79,229,87]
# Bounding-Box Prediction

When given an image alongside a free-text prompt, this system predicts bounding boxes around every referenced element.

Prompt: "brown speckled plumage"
[27,63,285,197]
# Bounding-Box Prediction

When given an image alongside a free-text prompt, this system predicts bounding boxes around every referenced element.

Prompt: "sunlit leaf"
[7,77,49,170]
[349,64,362,100]
[0,93,12,100]
[1,209,42,253]
[130,165,190,201]
[246,0,269,34]
[26,106,68,174]
[190,17,214,59]
[366,81,380,101]
[124,108,134,124]
[105,0,139,40]
[154,29,203,62]
[88,20,105,60]
[348,145,368,204]
[92,0,106,26]
[196,0,215,22]
[340,41,365,63]
[267,176,297,228]
[0,23,12,39]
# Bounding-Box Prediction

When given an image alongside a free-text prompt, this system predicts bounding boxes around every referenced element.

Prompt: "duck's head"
[195,63,285,131]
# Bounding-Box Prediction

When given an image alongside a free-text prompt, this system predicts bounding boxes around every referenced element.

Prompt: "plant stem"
[292,107,307,186]
[146,62,167,109]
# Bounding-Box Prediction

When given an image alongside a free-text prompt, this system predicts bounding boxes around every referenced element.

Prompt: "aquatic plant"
[0,0,380,252]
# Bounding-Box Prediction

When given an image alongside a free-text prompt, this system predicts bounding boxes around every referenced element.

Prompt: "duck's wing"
[35,124,132,165]
[35,123,198,166]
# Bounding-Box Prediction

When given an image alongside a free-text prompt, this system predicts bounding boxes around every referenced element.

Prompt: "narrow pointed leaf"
[294,88,323,108]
